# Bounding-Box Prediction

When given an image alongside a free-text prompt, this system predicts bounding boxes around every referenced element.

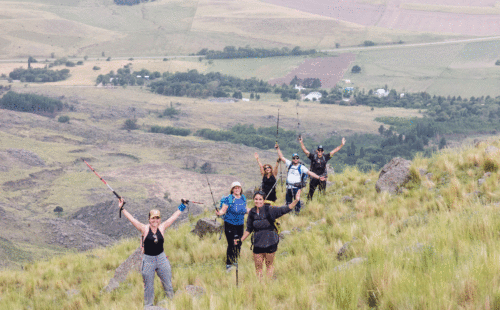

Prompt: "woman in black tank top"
[255,152,279,202]
[118,198,188,306]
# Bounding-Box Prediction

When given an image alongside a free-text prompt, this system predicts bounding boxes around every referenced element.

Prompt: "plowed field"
[268,54,355,88]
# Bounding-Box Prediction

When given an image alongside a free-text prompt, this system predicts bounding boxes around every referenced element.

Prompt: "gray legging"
[141,252,174,306]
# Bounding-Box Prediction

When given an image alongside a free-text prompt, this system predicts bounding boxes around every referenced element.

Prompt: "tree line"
[197,46,316,59]
[97,66,307,99]
[9,68,70,83]
[0,91,63,114]
[352,90,500,135]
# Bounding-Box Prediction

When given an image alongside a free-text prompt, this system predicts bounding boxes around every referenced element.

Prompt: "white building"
[294,84,305,91]
[375,89,389,97]
[304,92,322,101]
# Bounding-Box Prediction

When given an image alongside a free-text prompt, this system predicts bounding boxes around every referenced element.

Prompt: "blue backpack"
[219,194,247,218]
[287,163,308,188]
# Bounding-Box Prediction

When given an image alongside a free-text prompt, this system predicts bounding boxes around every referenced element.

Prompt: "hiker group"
[116,136,345,306]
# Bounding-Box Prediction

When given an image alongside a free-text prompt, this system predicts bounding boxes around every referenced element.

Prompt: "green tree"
[351,65,361,73]
[439,137,447,149]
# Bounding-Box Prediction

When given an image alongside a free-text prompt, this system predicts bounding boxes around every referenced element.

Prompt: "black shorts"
[253,244,278,254]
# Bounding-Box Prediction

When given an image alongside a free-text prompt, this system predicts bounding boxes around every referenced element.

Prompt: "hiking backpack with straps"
[250,204,281,250]
[287,163,308,188]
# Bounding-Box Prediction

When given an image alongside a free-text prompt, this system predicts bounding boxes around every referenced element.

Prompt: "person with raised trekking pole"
[215,181,251,271]
[299,136,346,200]
[275,143,325,213]
[236,190,301,280]
[254,152,279,203]
[117,197,188,306]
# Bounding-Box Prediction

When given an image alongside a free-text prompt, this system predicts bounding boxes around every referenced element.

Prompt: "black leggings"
[224,222,244,265]
[308,178,327,200]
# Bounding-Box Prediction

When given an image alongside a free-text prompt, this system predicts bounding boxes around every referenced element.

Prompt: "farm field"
[269,54,356,88]
[340,39,500,97]
[0,0,459,59]
[263,0,500,35]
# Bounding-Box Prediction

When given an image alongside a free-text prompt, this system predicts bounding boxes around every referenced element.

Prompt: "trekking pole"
[83,159,125,218]
[275,108,279,145]
[234,234,239,287]
[296,105,301,140]
[205,174,218,223]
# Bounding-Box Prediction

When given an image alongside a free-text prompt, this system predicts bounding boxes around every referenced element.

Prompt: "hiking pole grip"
[114,191,125,218]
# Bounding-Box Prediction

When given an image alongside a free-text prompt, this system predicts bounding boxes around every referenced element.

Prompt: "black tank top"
[143,227,164,256]
[262,175,277,202]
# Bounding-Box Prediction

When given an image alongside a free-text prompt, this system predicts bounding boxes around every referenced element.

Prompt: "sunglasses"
[292,157,299,160]
[153,233,158,244]
[151,216,161,220]
[318,149,324,152]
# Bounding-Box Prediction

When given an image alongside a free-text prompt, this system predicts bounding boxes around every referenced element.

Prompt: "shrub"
[123,119,139,131]
[150,125,190,136]
[496,60,500,66]
[76,61,83,65]
[0,91,63,113]
[352,65,361,73]
[93,66,100,70]
[58,116,70,123]
[163,106,180,118]
[65,61,75,67]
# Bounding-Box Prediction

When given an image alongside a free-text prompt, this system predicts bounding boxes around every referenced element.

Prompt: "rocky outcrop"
[375,157,412,194]
[46,218,114,251]
[191,218,223,238]
[103,247,142,292]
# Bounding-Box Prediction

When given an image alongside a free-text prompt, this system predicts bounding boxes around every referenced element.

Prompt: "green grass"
[3,140,500,308]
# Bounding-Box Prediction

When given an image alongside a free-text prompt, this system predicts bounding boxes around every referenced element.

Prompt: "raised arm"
[307,170,326,181]
[119,198,147,234]
[159,200,187,233]
[275,143,287,163]
[255,152,265,176]
[329,137,346,157]
[273,158,279,177]
[298,137,310,157]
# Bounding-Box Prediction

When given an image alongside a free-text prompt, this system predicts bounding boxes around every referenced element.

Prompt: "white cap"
[230,181,242,193]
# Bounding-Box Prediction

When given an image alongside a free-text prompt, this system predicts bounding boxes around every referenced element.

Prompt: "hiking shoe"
[226,264,233,272]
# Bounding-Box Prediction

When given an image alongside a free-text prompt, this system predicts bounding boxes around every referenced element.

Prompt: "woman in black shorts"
[238,190,300,279]
[254,152,279,202]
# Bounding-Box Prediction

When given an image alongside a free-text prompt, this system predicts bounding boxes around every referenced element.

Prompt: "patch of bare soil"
[269,55,356,88]
[106,163,242,206]
[3,168,64,191]
[6,148,46,167]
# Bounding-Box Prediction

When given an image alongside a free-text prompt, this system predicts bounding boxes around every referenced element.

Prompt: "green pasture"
[342,39,500,96]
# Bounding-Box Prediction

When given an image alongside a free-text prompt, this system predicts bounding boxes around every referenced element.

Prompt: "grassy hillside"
[2,140,500,309]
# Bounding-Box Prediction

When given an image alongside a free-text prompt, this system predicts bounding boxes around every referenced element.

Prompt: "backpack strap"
[264,205,278,233]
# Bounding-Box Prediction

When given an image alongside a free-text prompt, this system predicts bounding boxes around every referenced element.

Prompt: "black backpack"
[250,205,280,250]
